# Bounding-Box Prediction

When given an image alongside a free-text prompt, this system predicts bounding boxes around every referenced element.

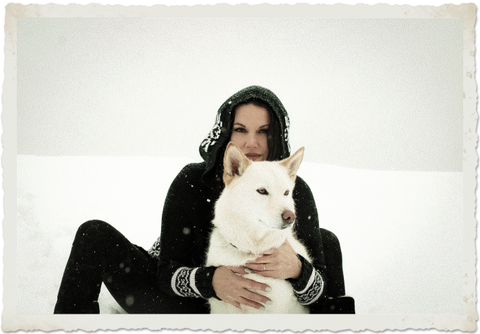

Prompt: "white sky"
[15,5,465,172]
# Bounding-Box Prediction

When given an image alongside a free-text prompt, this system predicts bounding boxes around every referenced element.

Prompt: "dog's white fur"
[205,142,310,314]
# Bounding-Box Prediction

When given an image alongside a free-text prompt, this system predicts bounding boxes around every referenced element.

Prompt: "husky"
[205,142,310,314]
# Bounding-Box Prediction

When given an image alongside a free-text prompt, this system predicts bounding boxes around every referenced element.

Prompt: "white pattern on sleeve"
[293,269,324,305]
[171,267,203,298]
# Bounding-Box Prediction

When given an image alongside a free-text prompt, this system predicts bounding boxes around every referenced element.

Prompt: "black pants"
[53,220,208,314]
[54,220,352,314]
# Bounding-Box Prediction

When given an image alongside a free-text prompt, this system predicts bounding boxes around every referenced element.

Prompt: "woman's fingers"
[225,265,250,275]
[212,266,271,310]
[242,290,270,309]
[238,276,271,309]
[244,240,302,279]
[244,263,269,276]
[242,275,272,294]
[247,250,274,264]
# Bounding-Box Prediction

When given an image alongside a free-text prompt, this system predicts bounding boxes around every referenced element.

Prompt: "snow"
[16,155,463,314]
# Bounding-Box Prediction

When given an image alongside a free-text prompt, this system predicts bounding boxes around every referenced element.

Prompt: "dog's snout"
[282,210,296,225]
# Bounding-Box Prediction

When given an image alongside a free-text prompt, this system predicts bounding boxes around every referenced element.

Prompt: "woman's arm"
[289,176,328,307]
[152,163,271,309]
[154,164,217,299]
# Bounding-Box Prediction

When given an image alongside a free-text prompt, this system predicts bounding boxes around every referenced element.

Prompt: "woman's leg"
[314,228,355,314]
[100,236,209,314]
[320,228,346,297]
[53,220,160,313]
[54,220,209,314]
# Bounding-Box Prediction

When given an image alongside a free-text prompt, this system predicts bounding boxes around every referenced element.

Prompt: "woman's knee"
[78,219,110,231]
[320,228,340,246]
[72,220,117,249]
[76,220,113,237]
[320,228,346,297]
[320,228,343,264]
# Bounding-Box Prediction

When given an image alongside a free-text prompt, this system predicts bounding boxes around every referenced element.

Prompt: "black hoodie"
[199,85,291,179]
[149,86,328,313]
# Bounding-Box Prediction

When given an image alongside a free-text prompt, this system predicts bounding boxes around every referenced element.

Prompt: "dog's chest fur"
[206,228,310,314]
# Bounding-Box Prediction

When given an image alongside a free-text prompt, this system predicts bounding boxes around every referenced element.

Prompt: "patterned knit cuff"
[287,255,325,305]
[170,266,217,299]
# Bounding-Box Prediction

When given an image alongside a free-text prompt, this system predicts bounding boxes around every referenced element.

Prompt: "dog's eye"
[257,188,269,195]
[284,190,290,196]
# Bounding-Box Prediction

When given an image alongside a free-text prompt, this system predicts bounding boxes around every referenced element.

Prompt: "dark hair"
[209,99,284,198]
[232,99,282,161]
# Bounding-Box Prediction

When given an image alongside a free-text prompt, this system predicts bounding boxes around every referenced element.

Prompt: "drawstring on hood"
[199,85,292,187]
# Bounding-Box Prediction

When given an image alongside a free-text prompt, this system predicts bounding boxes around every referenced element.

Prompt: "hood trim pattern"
[200,113,223,155]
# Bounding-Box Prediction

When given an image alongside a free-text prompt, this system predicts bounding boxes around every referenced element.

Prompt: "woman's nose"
[245,135,258,148]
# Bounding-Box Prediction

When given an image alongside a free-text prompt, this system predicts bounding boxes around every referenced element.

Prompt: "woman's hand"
[245,239,302,280]
[212,266,272,310]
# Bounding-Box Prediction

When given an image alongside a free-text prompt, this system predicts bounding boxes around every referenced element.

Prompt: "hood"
[199,85,291,186]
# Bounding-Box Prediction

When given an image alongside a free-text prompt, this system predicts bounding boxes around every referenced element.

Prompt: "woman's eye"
[257,188,269,195]
[234,127,246,133]
[284,190,290,196]
[260,128,269,134]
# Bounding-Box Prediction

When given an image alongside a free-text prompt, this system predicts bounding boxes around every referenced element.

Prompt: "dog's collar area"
[229,242,265,257]
[229,242,253,254]
[213,227,256,254]
[212,227,245,253]
[229,242,246,253]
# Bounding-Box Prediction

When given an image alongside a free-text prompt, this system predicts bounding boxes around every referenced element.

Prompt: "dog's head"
[213,142,305,253]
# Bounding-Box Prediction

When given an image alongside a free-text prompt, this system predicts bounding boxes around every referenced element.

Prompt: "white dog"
[205,142,310,314]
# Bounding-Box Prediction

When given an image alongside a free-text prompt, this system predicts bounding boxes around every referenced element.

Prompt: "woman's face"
[230,103,270,161]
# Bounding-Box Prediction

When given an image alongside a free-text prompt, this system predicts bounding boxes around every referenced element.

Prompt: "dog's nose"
[282,210,296,225]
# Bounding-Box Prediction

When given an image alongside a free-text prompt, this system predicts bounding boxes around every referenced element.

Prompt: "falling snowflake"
[125,295,135,307]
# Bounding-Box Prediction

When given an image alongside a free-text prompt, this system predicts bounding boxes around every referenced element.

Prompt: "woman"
[54,85,351,314]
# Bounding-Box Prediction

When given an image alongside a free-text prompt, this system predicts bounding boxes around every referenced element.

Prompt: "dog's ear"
[223,142,252,186]
[280,147,305,181]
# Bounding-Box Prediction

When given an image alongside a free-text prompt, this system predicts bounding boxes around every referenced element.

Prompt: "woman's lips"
[245,153,261,160]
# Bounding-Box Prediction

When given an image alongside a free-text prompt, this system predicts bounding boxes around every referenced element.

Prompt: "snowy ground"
[16,155,464,315]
